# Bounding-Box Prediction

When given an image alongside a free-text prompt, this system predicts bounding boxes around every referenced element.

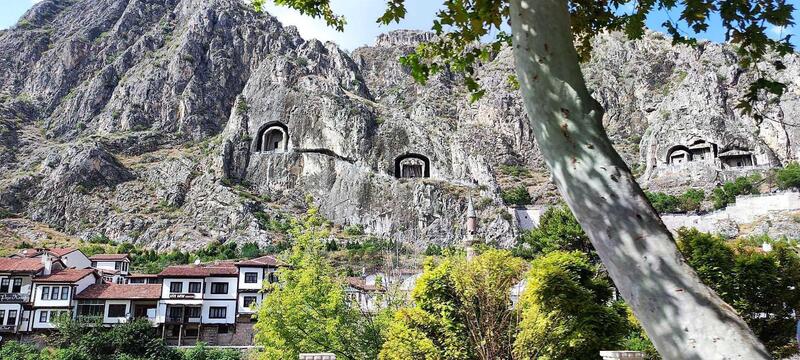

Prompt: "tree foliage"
[776,162,800,190]
[514,251,630,360]
[645,188,705,214]
[515,204,594,261]
[500,185,532,206]
[380,249,526,360]
[254,208,386,360]
[711,175,761,209]
[677,228,800,355]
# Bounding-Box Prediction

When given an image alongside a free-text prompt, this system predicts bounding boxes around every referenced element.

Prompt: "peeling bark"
[509,0,770,358]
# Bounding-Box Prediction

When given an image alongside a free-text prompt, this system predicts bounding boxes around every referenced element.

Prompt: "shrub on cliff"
[777,162,800,190]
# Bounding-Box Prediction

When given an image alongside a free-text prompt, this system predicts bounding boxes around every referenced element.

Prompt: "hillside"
[1,0,799,250]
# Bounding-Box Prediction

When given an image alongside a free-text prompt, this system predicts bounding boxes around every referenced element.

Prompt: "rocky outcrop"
[1,0,799,249]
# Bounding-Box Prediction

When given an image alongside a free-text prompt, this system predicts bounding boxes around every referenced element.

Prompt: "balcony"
[0,293,29,303]
[166,316,201,324]
[0,324,18,333]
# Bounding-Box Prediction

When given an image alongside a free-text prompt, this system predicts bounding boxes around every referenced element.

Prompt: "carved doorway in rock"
[254,122,289,153]
[394,153,430,178]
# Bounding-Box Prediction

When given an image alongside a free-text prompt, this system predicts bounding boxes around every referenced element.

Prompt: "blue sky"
[1,0,797,50]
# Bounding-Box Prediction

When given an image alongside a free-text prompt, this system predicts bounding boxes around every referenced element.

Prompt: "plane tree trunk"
[508,0,770,358]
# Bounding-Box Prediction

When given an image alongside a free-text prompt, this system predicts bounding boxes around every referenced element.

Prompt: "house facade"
[0,248,286,346]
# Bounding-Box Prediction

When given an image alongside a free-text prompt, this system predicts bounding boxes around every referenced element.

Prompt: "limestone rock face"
[1,0,799,249]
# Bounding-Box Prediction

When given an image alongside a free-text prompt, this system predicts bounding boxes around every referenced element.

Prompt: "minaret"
[464,198,478,260]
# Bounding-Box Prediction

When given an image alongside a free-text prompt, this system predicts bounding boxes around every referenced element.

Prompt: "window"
[116,277,123,284]
[188,282,202,293]
[107,304,127,318]
[243,296,257,308]
[0,310,5,325]
[187,307,201,318]
[39,311,48,323]
[168,307,183,320]
[115,262,121,270]
[169,282,182,293]
[7,310,16,326]
[244,272,258,283]
[0,279,8,293]
[91,261,97,268]
[268,272,279,283]
[208,307,226,319]
[60,287,70,300]
[77,300,104,317]
[122,262,129,272]
[184,328,198,337]
[41,286,50,300]
[210,282,228,294]
[12,278,21,293]
[218,324,230,334]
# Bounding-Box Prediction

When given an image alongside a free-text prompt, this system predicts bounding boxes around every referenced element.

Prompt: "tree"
[777,162,800,190]
[677,229,800,355]
[711,175,761,209]
[514,251,630,359]
[256,0,794,357]
[380,249,526,360]
[255,208,385,360]
[515,204,594,261]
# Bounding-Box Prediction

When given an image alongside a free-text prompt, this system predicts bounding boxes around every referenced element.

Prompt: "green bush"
[343,224,365,236]
[500,185,532,205]
[514,251,630,359]
[514,204,594,261]
[0,341,41,360]
[423,244,443,256]
[645,191,680,213]
[181,342,240,360]
[677,188,705,212]
[677,228,800,355]
[711,175,761,209]
[777,162,800,190]
[498,164,531,177]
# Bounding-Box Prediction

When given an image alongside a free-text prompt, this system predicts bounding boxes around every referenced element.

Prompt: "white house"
[13,248,91,270]
[74,283,161,325]
[0,257,66,335]
[155,262,239,345]
[89,254,131,284]
[29,268,98,330]
[234,255,283,321]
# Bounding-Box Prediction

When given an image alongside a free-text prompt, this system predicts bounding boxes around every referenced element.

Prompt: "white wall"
[161,278,204,299]
[61,252,91,269]
[662,191,800,234]
[201,300,236,324]
[512,206,548,230]
[0,275,33,298]
[237,267,263,291]
[204,276,237,300]
[103,300,132,324]
[237,293,263,314]
[0,303,23,330]
[32,284,72,308]
[31,308,70,329]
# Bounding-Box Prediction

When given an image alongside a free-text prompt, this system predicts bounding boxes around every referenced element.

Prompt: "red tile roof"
[159,262,239,277]
[47,248,78,257]
[89,254,130,261]
[0,258,45,273]
[34,268,96,283]
[236,255,284,267]
[75,284,161,300]
[15,249,45,258]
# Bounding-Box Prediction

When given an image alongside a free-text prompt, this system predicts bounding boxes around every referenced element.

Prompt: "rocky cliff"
[1,0,798,250]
